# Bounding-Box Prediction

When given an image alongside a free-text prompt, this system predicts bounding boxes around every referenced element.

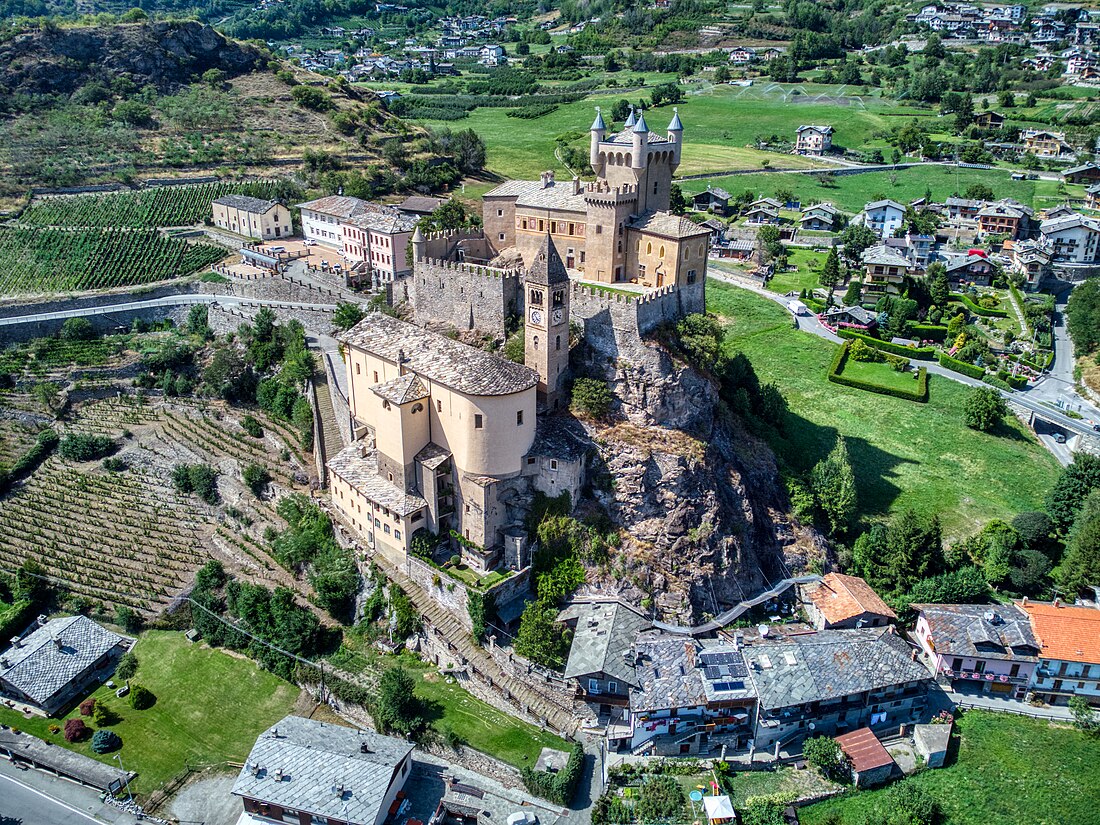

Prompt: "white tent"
[702,795,736,823]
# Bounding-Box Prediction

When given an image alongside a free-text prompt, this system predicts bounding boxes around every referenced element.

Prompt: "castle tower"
[411,225,425,262]
[668,108,683,168]
[524,233,571,409]
[631,111,649,170]
[590,107,607,177]
[589,107,680,214]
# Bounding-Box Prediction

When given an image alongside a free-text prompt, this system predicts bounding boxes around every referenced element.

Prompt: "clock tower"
[524,233,571,410]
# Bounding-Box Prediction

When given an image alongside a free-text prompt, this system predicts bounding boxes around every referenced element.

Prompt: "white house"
[794,125,834,156]
[1039,213,1100,264]
[297,195,369,247]
[859,199,906,239]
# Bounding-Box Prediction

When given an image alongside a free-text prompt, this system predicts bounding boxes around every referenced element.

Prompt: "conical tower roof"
[528,233,569,285]
[633,112,649,133]
[624,107,636,128]
[591,106,606,131]
[668,107,683,131]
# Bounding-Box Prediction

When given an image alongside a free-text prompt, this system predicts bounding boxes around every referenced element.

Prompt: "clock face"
[552,308,564,325]
[529,308,544,325]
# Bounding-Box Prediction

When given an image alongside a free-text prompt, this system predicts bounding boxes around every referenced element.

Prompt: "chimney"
[37,615,47,627]
[10,637,20,649]
[53,635,62,650]
[1022,596,1028,605]
[684,641,696,669]
[572,175,581,196]
[1054,597,1061,608]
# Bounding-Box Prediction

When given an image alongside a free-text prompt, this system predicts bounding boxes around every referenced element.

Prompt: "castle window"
[550,459,559,470]
[550,221,557,233]
[568,223,575,235]
[688,270,697,284]
[646,242,653,255]
[533,335,539,350]
[659,245,665,259]
[553,289,564,306]
[527,457,536,465]
[384,524,391,534]
[356,363,361,374]
[388,472,394,482]
[530,289,543,305]
[437,400,442,412]
[499,233,506,242]
[412,511,423,522]
[538,219,545,231]
[556,335,561,351]
[373,371,379,382]
[517,410,524,425]
[595,225,602,234]
[474,414,484,429]
[383,400,391,410]
[497,209,504,217]
[521,218,528,229]
[580,251,586,263]
[653,181,658,195]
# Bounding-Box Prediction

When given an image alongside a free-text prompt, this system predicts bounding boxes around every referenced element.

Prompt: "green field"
[707,280,1060,538]
[0,631,300,796]
[680,166,1064,214]
[802,710,1100,825]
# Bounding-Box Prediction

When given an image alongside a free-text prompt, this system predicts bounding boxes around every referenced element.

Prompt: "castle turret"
[590,107,606,173]
[411,225,425,262]
[668,107,683,168]
[624,106,636,130]
[631,112,649,170]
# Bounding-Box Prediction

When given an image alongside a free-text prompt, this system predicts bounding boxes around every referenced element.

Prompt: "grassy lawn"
[837,357,925,394]
[767,248,831,296]
[723,764,839,806]
[707,280,1060,538]
[332,640,571,768]
[0,631,299,797]
[801,710,1100,825]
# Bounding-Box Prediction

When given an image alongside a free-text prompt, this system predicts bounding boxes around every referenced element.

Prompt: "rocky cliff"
[574,339,821,625]
[0,21,263,98]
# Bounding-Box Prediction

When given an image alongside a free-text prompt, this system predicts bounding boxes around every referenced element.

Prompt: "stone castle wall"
[403,257,521,331]
[569,279,706,359]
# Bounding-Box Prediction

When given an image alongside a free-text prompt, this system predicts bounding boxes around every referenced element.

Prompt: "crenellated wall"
[406,257,521,331]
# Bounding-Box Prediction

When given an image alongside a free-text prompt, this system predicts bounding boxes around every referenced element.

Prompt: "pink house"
[913,603,1039,699]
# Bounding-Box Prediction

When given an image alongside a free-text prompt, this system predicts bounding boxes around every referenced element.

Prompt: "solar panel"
[712,680,745,692]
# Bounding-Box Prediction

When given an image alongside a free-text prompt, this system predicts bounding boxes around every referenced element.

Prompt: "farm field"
[802,710,1100,825]
[0,227,226,296]
[17,182,288,229]
[707,280,1060,538]
[330,638,571,768]
[0,631,300,797]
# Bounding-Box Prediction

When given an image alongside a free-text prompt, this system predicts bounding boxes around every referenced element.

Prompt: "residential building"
[0,616,131,716]
[943,250,995,285]
[297,195,368,247]
[1020,599,1100,707]
[340,208,418,282]
[1009,239,1052,287]
[232,716,414,825]
[912,603,1039,698]
[728,46,757,64]
[745,200,782,224]
[1039,213,1100,263]
[973,111,1005,130]
[562,602,651,712]
[822,305,877,329]
[801,573,896,630]
[794,125,834,156]
[859,200,906,239]
[799,203,839,231]
[395,195,447,217]
[211,196,292,241]
[944,197,984,220]
[836,728,896,787]
[977,199,1033,239]
[481,108,708,288]
[1088,183,1100,210]
[884,232,934,267]
[861,244,920,295]
[1063,162,1100,185]
[745,628,931,750]
[1021,129,1073,159]
[693,186,732,216]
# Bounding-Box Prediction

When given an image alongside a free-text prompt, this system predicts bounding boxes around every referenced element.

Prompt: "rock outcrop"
[0,21,263,98]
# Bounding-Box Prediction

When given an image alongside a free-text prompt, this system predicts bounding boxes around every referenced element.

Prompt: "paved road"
[0,762,144,825]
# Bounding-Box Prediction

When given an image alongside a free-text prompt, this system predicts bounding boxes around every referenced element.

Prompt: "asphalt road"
[0,769,140,825]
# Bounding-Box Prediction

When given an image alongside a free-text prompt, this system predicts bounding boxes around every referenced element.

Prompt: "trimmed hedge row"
[521,741,584,805]
[983,375,1013,391]
[836,328,937,360]
[828,342,930,403]
[1020,352,1053,371]
[950,293,1009,318]
[937,351,986,379]
[910,323,948,342]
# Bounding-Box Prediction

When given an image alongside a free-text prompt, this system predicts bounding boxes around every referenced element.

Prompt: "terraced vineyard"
[0,420,40,466]
[0,227,226,295]
[17,182,288,229]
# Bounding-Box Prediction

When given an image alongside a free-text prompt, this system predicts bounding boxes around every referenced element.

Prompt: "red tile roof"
[836,727,894,773]
[810,573,897,626]
[1020,601,1100,664]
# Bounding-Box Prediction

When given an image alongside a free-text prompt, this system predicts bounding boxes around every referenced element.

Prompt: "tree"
[129,684,155,709]
[866,783,938,825]
[63,718,89,742]
[819,247,842,308]
[840,224,879,268]
[59,317,95,341]
[291,85,333,111]
[999,89,1016,108]
[1012,511,1054,552]
[113,100,153,127]
[669,184,687,214]
[741,793,796,825]
[953,519,1020,585]
[374,667,424,735]
[927,262,949,308]
[843,280,863,306]
[243,463,271,496]
[332,302,365,332]
[854,509,944,594]
[201,68,227,87]
[1067,279,1100,355]
[714,64,730,83]
[514,601,570,668]
[1060,488,1100,595]
[115,651,138,681]
[93,700,120,727]
[91,729,122,754]
[186,304,210,336]
[924,33,945,59]
[963,386,1007,431]
[570,378,614,419]
[907,566,989,604]
[757,224,785,262]
[811,436,857,536]
[635,775,684,823]
[803,736,850,782]
[964,182,995,201]
[1046,454,1100,532]
[1070,695,1100,735]
[115,605,144,634]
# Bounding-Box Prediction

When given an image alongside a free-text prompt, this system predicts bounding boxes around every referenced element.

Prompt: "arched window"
[533,335,539,350]
[659,245,665,259]
[646,242,652,255]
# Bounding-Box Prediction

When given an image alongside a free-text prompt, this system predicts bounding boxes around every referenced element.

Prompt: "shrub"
[964,386,1008,431]
[173,463,219,504]
[79,697,97,716]
[129,684,155,710]
[93,701,120,727]
[115,606,144,634]
[951,292,1009,318]
[292,85,334,111]
[937,351,986,379]
[91,729,122,754]
[102,456,126,472]
[63,718,89,742]
[59,317,96,341]
[910,323,948,342]
[58,434,115,462]
[802,736,851,782]
[242,462,271,496]
[241,415,264,438]
[835,328,936,359]
[570,378,614,419]
[520,742,584,805]
[847,338,883,362]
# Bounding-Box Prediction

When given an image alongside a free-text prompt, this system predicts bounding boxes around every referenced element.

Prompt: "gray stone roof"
[214,195,280,214]
[945,197,983,208]
[563,602,651,686]
[696,640,754,704]
[484,179,587,213]
[345,209,418,235]
[630,211,710,239]
[296,195,368,220]
[865,199,906,211]
[396,195,447,215]
[328,443,427,516]
[630,631,708,713]
[912,603,1039,662]
[797,124,834,134]
[231,716,414,824]
[802,203,838,216]
[414,442,451,470]
[529,414,592,461]
[341,313,538,397]
[528,233,570,285]
[743,628,931,712]
[371,374,430,406]
[1040,214,1100,234]
[862,244,914,268]
[824,305,877,326]
[0,616,129,707]
[695,187,731,201]
[978,199,1033,219]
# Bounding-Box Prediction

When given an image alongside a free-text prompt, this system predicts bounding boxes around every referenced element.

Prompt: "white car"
[303,239,317,246]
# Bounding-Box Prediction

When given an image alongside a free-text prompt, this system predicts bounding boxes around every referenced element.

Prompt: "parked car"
[1054,433,1067,444]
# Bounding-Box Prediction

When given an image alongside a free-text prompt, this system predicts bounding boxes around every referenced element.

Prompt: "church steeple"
[524,233,571,409]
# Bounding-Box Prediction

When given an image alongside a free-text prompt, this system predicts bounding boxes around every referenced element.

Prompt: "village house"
[728,46,757,64]
[859,199,906,239]
[211,196,292,241]
[912,603,1039,699]
[1020,599,1100,708]
[744,199,782,224]
[1039,213,1100,264]
[1063,162,1100,185]
[562,602,651,713]
[977,199,1033,239]
[693,186,732,216]
[794,125,834,156]
[233,716,414,825]
[884,232,934,267]
[822,305,878,330]
[0,616,131,716]
[340,208,418,283]
[799,203,840,231]
[836,728,897,788]
[801,573,897,631]
[943,250,996,285]
[944,197,984,220]
[1088,183,1100,210]
[1009,239,1052,287]
[973,110,1005,130]
[861,244,920,295]
[297,195,366,247]
[1021,129,1074,159]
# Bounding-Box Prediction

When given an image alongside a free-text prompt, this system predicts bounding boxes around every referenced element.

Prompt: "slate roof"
[978,199,1033,219]
[913,603,1039,662]
[630,631,709,713]
[836,728,895,773]
[414,442,451,470]
[743,628,930,712]
[341,313,538,397]
[945,197,983,208]
[297,195,368,220]
[214,195,280,214]
[1062,162,1100,176]
[1019,601,1100,664]
[629,211,710,239]
[396,195,447,215]
[528,233,570,285]
[808,573,897,625]
[751,197,783,209]
[484,179,587,212]
[563,602,651,686]
[696,640,754,704]
[529,414,591,460]
[1040,214,1100,234]
[943,252,992,272]
[0,616,129,708]
[694,187,731,201]
[328,443,427,516]
[345,209,418,234]
[802,203,838,216]
[797,124,834,135]
[862,245,914,268]
[864,199,906,211]
[823,306,877,326]
[231,716,414,824]
[371,374,430,405]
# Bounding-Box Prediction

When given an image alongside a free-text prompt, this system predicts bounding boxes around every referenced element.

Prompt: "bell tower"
[524,233,571,410]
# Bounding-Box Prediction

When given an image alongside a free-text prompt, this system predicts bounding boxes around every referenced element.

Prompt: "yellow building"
[211,195,292,241]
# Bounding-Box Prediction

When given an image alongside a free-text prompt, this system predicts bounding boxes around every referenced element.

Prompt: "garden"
[0,630,300,797]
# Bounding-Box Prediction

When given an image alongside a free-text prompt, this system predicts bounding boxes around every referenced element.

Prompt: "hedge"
[937,351,986,379]
[983,375,1013,391]
[521,741,584,805]
[828,342,930,402]
[803,296,826,312]
[1019,352,1053,371]
[910,323,948,342]
[950,293,1009,318]
[835,328,937,360]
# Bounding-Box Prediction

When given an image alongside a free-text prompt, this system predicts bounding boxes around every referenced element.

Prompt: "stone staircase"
[311,356,346,480]
[370,553,579,737]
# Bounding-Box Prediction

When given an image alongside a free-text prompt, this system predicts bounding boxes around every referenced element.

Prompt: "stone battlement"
[583,180,638,206]
[420,257,522,281]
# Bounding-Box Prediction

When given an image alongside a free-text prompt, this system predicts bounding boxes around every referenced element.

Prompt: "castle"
[329,109,707,576]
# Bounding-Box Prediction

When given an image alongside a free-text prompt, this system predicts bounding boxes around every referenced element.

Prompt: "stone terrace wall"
[406,258,520,332]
